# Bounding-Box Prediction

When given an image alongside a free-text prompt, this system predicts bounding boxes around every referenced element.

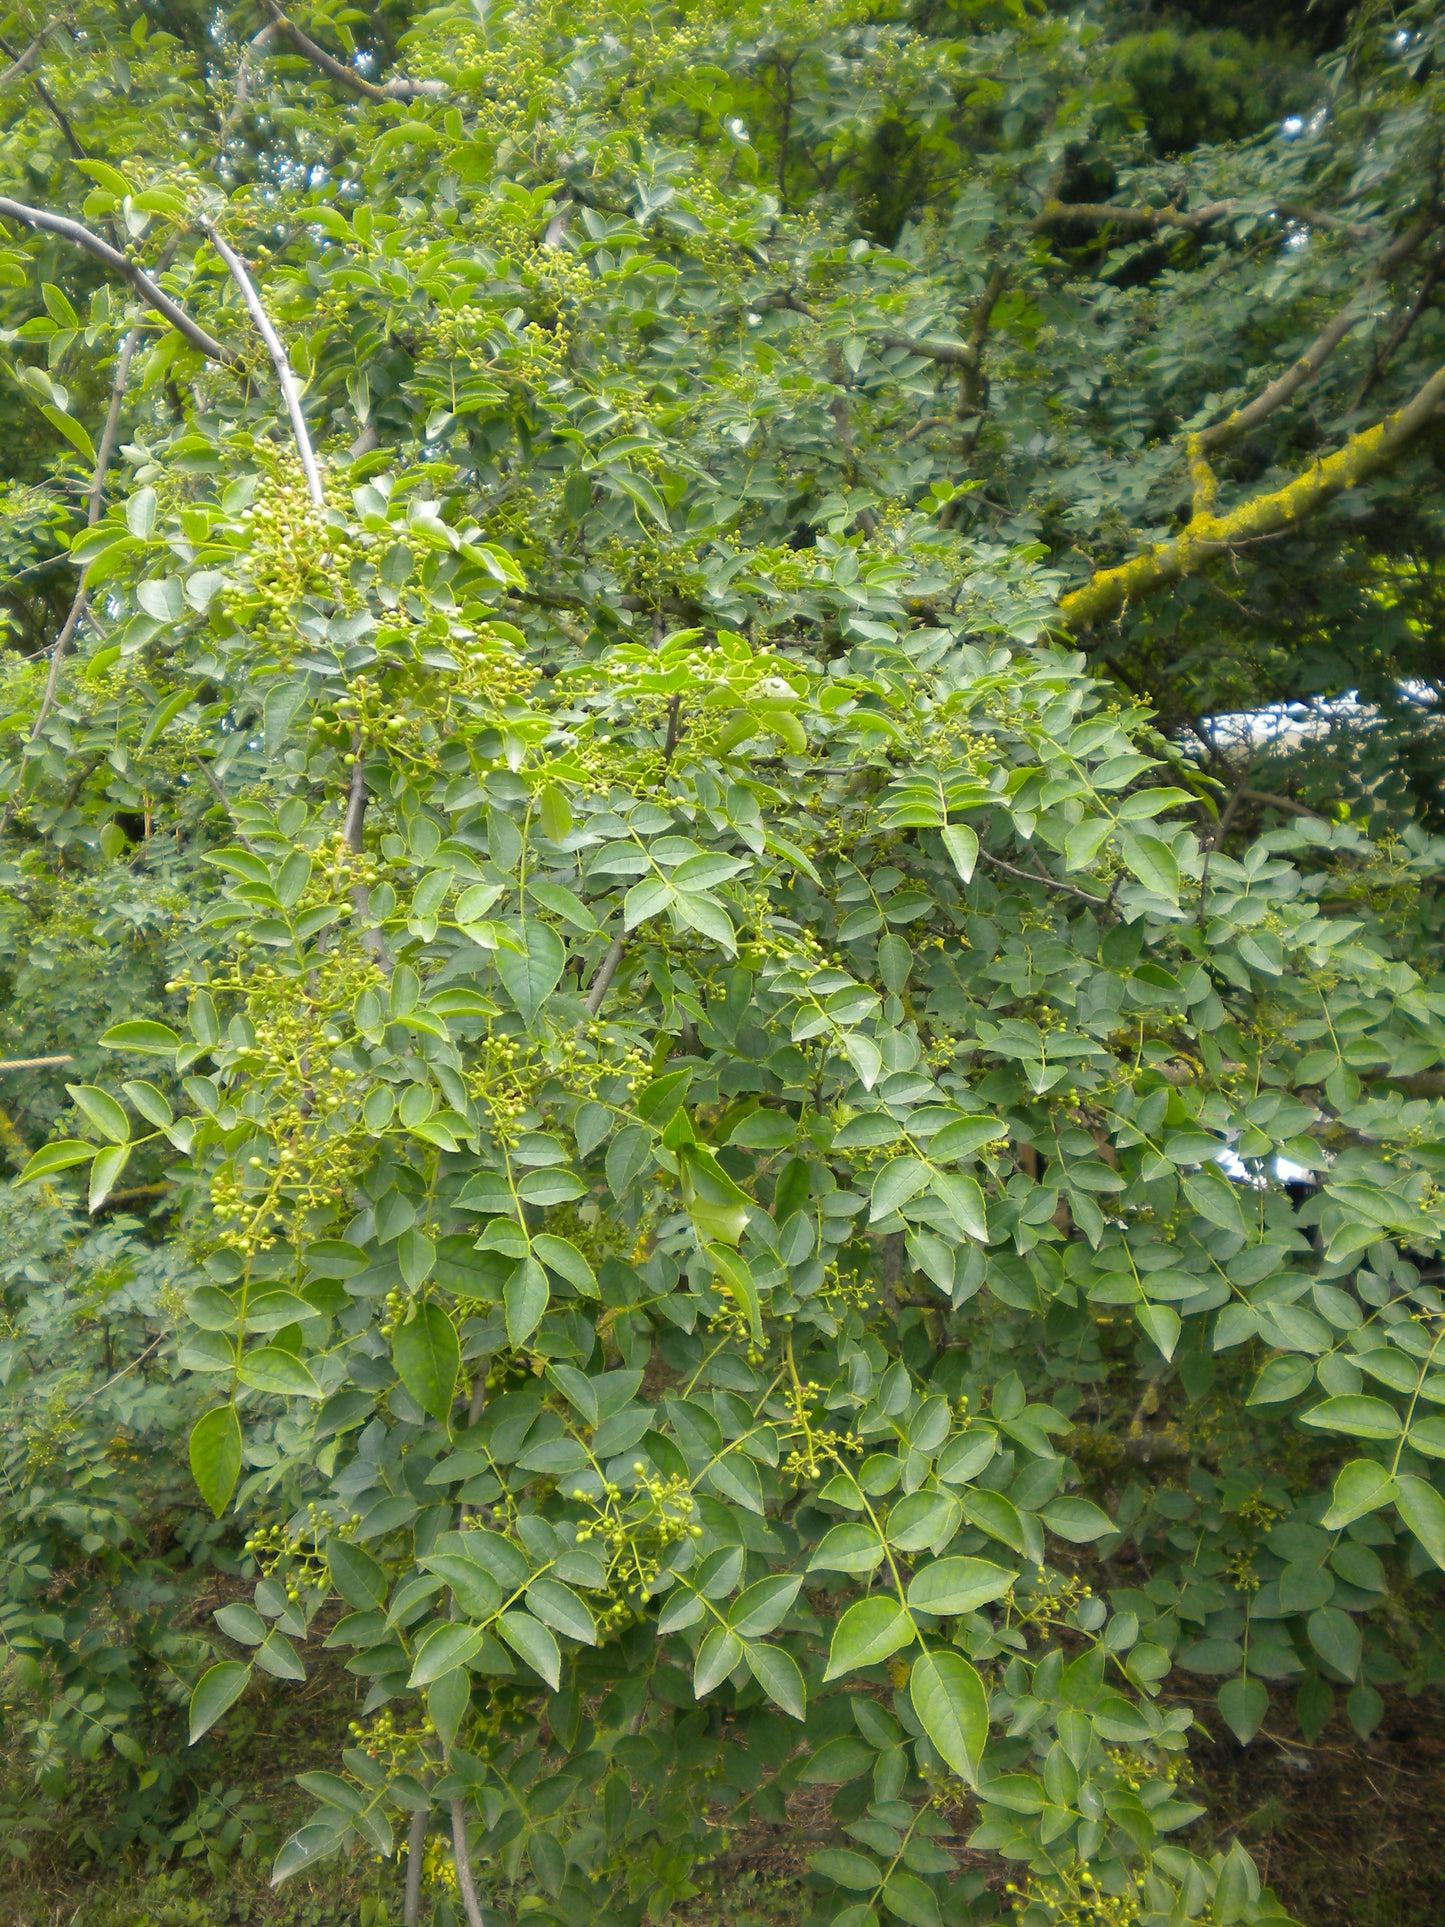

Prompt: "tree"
[2,3,1444,1923]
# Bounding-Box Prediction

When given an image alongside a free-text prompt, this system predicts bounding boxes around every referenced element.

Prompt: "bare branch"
[1064,206,1445,623]
[584,936,626,1016]
[258,0,447,102]
[0,26,87,158]
[201,221,323,508]
[0,199,237,363]
[1239,789,1329,819]
[0,25,48,88]
[1193,208,1440,470]
[194,757,260,851]
[29,327,140,745]
[1355,241,1445,406]
[403,1808,428,1927]
[976,847,1109,907]
[450,1799,485,1927]
[1060,355,1445,629]
[220,21,280,141]
[1033,196,1239,236]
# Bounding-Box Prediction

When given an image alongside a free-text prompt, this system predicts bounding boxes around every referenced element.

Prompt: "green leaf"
[882,1871,943,1927]
[729,1574,801,1637]
[66,1083,130,1143]
[1135,1303,1181,1362]
[189,1404,242,1518]
[532,1234,597,1295]
[1217,1674,1268,1746]
[238,1347,322,1400]
[1120,831,1180,900]
[88,1141,131,1212]
[680,1146,750,1246]
[505,1256,551,1348]
[1395,1473,1445,1571]
[707,1242,762,1342]
[497,1609,562,1688]
[808,1850,881,1893]
[1306,1606,1361,1681]
[526,1577,596,1645]
[392,1304,459,1418]
[101,1019,181,1055]
[905,1556,1015,1615]
[328,1538,388,1611]
[870,1156,931,1223]
[1040,1497,1115,1543]
[17,1138,97,1182]
[41,402,96,462]
[497,920,566,1024]
[743,1640,806,1719]
[408,1621,487,1688]
[1299,1395,1401,1440]
[695,1624,744,1697]
[940,823,979,883]
[1064,816,1113,872]
[189,1660,251,1744]
[1322,1459,1398,1530]
[824,1596,914,1681]
[271,1824,348,1888]
[930,1171,988,1242]
[909,1647,988,1785]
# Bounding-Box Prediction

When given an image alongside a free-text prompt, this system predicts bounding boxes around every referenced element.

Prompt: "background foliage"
[3,2,1445,1924]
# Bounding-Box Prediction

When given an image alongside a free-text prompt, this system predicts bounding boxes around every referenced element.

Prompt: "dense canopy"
[2,4,1445,1926]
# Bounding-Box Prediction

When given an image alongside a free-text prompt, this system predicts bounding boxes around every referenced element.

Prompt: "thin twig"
[219,21,280,142]
[25,327,140,751]
[87,325,141,524]
[69,1333,164,1411]
[195,757,260,851]
[450,1798,485,1927]
[258,0,447,101]
[201,221,324,508]
[0,26,88,158]
[976,847,1108,906]
[0,1054,73,1071]
[0,199,236,363]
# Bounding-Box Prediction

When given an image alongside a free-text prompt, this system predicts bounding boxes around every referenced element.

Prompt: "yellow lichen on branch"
[1059,359,1445,629]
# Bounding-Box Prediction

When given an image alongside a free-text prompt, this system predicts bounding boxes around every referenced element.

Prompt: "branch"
[1355,242,1445,406]
[258,0,447,101]
[449,1799,485,1927]
[403,1807,427,1927]
[0,25,48,88]
[201,221,323,508]
[29,326,140,744]
[220,21,280,142]
[1059,355,1445,629]
[344,738,390,966]
[0,26,87,157]
[976,847,1109,907]
[1033,196,1240,236]
[1192,208,1440,468]
[0,199,237,363]
[1239,789,1329,819]
[1035,198,1378,243]
[195,756,260,851]
[584,936,626,1016]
